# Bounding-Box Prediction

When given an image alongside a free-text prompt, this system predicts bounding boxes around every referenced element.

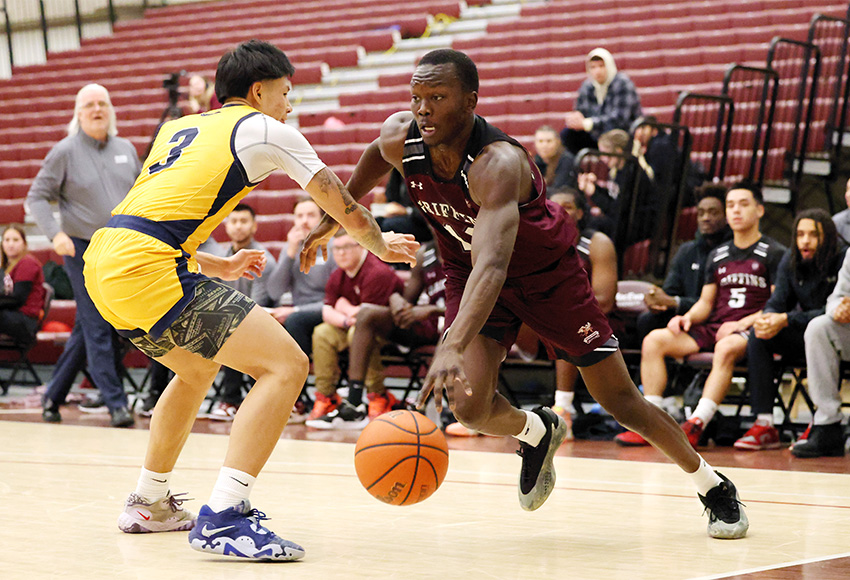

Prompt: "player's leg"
[450,335,568,511]
[188,304,308,560]
[579,350,748,539]
[683,333,748,446]
[616,330,699,446]
[640,328,700,397]
[118,346,220,534]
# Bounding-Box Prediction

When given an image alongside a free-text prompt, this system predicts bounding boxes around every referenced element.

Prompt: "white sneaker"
[207,401,238,421]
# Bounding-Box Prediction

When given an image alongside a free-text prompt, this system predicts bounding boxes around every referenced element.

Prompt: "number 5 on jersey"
[148,127,199,174]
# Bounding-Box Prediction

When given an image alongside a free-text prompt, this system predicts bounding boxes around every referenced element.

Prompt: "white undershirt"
[232,113,326,189]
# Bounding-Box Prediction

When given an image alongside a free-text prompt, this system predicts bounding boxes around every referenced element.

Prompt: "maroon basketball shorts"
[444,250,617,367]
[688,321,748,351]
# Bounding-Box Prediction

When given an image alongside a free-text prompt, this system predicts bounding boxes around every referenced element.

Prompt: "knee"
[450,397,490,431]
[355,304,383,328]
[177,360,220,388]
[804,315,830,343]
[287,349,310,384]
[312,322,335,347]
[714,339,744,365]
[641,330,666,355]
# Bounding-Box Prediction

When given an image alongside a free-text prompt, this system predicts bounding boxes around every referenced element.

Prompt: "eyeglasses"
[331,242,360,252]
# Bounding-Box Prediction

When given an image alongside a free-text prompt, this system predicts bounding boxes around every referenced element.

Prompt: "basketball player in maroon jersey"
[618,184,785,448]
[301,49,747,538]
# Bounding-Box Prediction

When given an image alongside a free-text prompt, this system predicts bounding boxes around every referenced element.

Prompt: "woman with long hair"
[0,225,46,345]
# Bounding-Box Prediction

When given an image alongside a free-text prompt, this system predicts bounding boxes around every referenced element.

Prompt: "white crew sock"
[688,457,723,495]
[208,467,256,513]
[645,394,664,409]
[135,467,171,503]
[514,410,546,447]
[554,390,575,414]
[755,413,774,427]
[690,398,718,425]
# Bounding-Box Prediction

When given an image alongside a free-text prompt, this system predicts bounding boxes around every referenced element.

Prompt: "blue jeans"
[44,237,128,411]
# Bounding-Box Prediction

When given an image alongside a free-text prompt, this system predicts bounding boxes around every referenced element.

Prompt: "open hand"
[416,344,472,414]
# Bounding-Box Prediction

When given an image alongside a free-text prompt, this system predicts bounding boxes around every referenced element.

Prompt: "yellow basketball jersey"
[84,105,261,337]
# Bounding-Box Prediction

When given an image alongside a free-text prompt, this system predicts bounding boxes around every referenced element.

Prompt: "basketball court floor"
[2,402,850,580]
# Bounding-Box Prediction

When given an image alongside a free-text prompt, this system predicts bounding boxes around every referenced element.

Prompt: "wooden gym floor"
[1,398,850,580]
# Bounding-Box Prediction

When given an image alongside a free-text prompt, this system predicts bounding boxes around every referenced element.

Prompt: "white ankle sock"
[645,395,664,409]
[688,457,723,495]
[755,413,774,426]
[691,398,718,425]
[554,390,575,413]
[515,410,546,446]
[208,467,256,513]
[135,467,171,503]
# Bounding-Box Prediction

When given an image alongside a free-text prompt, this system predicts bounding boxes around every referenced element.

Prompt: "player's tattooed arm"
[303,167,417,270]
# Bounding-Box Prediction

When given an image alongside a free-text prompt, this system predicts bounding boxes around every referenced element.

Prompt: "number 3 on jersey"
[148,127,199,174]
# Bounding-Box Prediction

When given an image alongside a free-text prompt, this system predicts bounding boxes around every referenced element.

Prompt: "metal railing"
[1,0,169,74]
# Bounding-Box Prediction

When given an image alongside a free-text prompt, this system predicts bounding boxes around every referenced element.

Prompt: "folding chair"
[0,282,54,393]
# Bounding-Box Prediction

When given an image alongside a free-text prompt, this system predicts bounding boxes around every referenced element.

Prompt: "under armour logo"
[410,181,423,190]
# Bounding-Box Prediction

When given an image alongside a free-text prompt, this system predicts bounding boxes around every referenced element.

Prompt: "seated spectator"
[638,184,732,339]
[830,177,850,243]
[306,231,404,429]
[534,125,575,191]
[576,129,655,244]
[0,225,46,346]
[375,169,432,243]
[266,197,336,356]
[560,48,642,155]
[796,247,850,457]
[616,183,785,448]
[631,116,680,195]
[186,74,219,113]
[734,209,844,450]
[337,241,445,425]
[548,190,617,440]
[205,203,277,421]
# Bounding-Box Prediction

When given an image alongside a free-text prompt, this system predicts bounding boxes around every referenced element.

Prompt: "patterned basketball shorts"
[130,279,255,360]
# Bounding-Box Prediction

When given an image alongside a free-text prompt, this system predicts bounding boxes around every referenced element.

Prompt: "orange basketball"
[354,409,449,506]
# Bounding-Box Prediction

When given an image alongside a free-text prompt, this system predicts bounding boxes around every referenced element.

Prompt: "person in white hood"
[561,48,642,155]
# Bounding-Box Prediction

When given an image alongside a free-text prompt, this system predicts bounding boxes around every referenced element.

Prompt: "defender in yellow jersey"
[83,40,418,560]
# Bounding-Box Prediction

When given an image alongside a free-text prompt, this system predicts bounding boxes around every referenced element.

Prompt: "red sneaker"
[367,391,399,419]
[681,418,705,449]
[614,430,649,446]
[309,393,339,421]
[791,423,811,450]
[733,423,781,450]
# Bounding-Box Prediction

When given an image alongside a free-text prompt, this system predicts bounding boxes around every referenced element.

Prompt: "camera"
[163,70,186,107]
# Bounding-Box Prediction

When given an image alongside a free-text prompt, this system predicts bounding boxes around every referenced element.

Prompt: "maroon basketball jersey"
[401,115,576,279]
[704,236,786,324]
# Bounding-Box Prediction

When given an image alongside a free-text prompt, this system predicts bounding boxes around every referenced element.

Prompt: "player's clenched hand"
[377,232,419,268]
[416,345,472,414]
[300,218,339,273]
[224,249,266,281]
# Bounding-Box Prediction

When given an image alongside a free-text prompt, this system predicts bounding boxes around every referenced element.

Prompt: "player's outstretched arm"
[302,167,418,271]
[301,112,413,272]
